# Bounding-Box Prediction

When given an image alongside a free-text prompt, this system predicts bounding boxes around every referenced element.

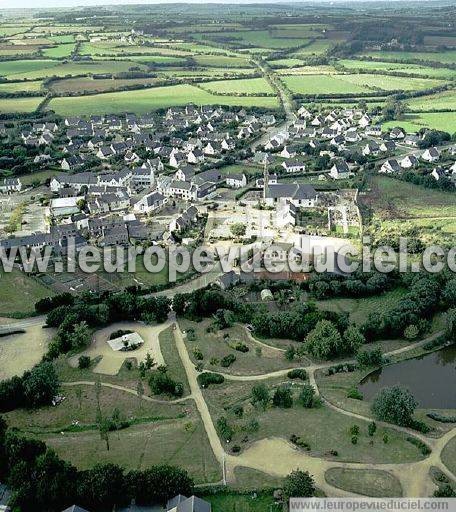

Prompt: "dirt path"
[172,318,226,475]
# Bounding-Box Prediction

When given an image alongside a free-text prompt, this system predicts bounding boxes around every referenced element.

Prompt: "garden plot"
[69,322,167,375]
[0,325,56,380]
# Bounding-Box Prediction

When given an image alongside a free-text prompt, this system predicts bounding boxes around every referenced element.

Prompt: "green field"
[268,57,305,68]
[0,268,53,316]
[39,413,221,484]
[366,176,456,219]
[325,468,403,497]
[382,112,456,133]
[292,39,335,56]
[0,80,43,93]
[202,493,280,512]
[47,83,278,115]
[193,54,252,67]
[4,60,148,80]
[339,59,456,79]
[0,96,42,113]
[198,77,274,95]
[406,89,456,111]
[42,43,75,58]
[49,76,159,94]
[317,288,408,326]
[360,50,456,65]
[200,29,308,49]
[277,65,337,75]
[0,59,59,78]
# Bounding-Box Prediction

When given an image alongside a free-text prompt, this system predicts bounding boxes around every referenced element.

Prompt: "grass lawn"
[0,268,53,316]
[19,169,59,185]
[47,84,279,115]
[232,467,284,490]
[201,492,280,512]
[216,163,262,177]
[316,288,408,325]
[441,436,456,475]
[365,175,456,218]
[38,408,221,484]
[198,77,274,95]
[159,326,191,396]
[0,96,42,113]
[179,318,298,375]
[203,379,426,464]
[325,468,403,497]
[5,383,186,434]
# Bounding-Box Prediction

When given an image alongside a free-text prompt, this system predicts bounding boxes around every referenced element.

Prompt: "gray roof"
[265,183,317,201]
[61,506,91,512]
[167,496,211,512]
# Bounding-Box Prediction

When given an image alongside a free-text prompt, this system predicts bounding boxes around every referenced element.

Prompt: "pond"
[359,344,456,409]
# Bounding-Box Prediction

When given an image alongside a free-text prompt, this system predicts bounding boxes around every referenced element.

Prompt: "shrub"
[197,372,225,388]
[298,384,315,408]
[406,436,431,455]
[216,416,233,442]
[109,329,133,340]
[193,347,204,360]
[272,386,293,408]
[347,387,363,400]
[220,354,236,367]
[287,369,307,380]
[148,371,183,397]
[349,425,360,436]
[231,445,241,453]
[290,434,310,451]
[78,356,91,369]
[351,435,358,445]
[356,347,384,368]
[186,328,196,341]
[233,405,244,418]
[427,412,456,423]
[368,422,377,437]
[233,342,249,353]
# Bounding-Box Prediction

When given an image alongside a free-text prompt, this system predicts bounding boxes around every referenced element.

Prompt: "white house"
[329,160,350,180]
[400,155,419,169]
[226,173,247,188]
[422,147,440,163]
[379,158,401,174]
[133,191,167,214]
[0,178,22,194]
[282,159,306,173]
